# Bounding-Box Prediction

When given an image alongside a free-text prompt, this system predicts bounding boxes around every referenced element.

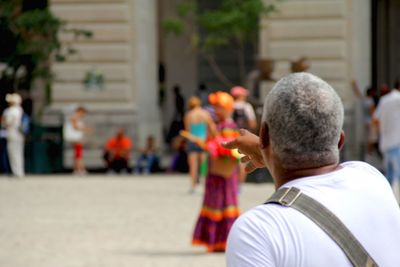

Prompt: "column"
[131,0,162,148]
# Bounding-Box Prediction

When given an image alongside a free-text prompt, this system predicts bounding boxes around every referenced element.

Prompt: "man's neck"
[274,163,342,189]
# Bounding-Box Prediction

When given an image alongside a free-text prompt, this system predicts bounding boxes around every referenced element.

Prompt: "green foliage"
[162,18,185,35]
[176,2,196,17]
[162,0,279,52]
[0,1,92,93]
[161,0,281,85]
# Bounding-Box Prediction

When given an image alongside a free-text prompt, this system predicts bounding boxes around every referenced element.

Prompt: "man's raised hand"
[222,129,265,173]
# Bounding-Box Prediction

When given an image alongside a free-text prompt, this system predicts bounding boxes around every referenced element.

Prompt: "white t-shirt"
[2,105,23,141]
[374,90,400,152]
[63,116,84,143]
[226,161,400,267]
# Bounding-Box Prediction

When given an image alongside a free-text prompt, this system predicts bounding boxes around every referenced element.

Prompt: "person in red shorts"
[64,106,91,175]
[103,128,133,174]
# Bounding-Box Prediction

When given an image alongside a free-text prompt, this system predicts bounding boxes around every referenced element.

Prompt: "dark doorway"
[372,0,400,90]
[196,0,257,91]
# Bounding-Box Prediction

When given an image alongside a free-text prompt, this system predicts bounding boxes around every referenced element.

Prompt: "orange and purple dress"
[192,118,241,252]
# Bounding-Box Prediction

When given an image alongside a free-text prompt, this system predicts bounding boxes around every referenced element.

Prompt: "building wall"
[158,0,198,132]
[50,0,136,107]
[374,0,400,87]
[47,0,160,168]
[259,0,371,160]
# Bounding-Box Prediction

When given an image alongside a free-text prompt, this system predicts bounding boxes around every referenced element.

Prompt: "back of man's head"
[262,72,344,170]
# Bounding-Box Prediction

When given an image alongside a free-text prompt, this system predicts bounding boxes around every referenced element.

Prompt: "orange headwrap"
[208,91,234,112]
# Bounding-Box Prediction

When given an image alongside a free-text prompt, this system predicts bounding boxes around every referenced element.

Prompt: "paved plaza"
[0,174,274,267]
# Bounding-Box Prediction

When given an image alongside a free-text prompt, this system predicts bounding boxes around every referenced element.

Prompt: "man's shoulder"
[380,90,400,104]
[228,198,326,266]
[232,202,293,237]
[229,204,288,249]
[340,160,379,172]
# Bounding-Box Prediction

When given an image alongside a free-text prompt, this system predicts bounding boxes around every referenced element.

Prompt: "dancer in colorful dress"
[192,91,241,252]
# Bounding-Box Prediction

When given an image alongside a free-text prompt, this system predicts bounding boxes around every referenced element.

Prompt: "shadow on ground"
[114,249,210,257]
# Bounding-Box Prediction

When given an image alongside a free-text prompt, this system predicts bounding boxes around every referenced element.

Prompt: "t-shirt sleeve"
[226,210,277,267]
[244,103,256,121]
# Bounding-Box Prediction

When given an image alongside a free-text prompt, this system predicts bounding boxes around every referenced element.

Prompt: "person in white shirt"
[374,83,400,190]
[223,73,400,267]
[230,86,257,183]
[2,93,24,178]
[230,86,257,132]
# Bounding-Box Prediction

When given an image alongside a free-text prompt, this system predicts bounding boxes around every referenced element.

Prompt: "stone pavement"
[0,174,274,267]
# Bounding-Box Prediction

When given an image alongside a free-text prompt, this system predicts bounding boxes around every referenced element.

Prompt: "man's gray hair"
[262,72,344,169]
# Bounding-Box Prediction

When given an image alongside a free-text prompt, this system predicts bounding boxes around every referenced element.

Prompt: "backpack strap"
[265,187,378,267]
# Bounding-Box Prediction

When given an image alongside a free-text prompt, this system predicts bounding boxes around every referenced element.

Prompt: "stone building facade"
[259,0,371,160]
[46,0,160,167]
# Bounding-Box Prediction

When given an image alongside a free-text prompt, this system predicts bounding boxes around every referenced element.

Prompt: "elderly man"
[2,93,24,178]
[224,73,400,266]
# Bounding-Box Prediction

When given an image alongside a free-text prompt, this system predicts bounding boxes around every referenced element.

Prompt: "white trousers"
[7,139,24,177]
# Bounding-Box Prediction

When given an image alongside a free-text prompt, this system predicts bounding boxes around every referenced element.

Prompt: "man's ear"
[338,130,345,150]
[259,122,270,149]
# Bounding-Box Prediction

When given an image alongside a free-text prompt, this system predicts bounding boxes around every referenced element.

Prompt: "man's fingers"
[240,155,251,163]
[244,161,257,173]
[221,139,238,149]
[222,129,249,149]
[239,128,247,136]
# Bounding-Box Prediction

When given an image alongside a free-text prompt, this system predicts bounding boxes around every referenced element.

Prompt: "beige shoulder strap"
[265,187,378,267]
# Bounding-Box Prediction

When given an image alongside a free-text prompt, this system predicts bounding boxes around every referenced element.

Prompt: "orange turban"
[208,91,234,112]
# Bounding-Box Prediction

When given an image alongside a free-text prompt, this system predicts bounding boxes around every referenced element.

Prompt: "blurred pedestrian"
[173,85,185,120]
[63,106,91,175]
[230,86,257,132]
[184,96,217,193]
[2,93,24,177]
[166,85,185,144]
[192,91,240,252]
[0,115,10,174]
[351,80,380,163]
[168,135,188,173]
[230,86,257,183]
[103,128,132,174]
[374,80,400,200]
[135,135,160,174]
[379,83,390,97]
[196,82,209,107]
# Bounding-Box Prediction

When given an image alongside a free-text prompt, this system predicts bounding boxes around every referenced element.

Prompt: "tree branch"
[202,52,234,88]
[236,38,246,85]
